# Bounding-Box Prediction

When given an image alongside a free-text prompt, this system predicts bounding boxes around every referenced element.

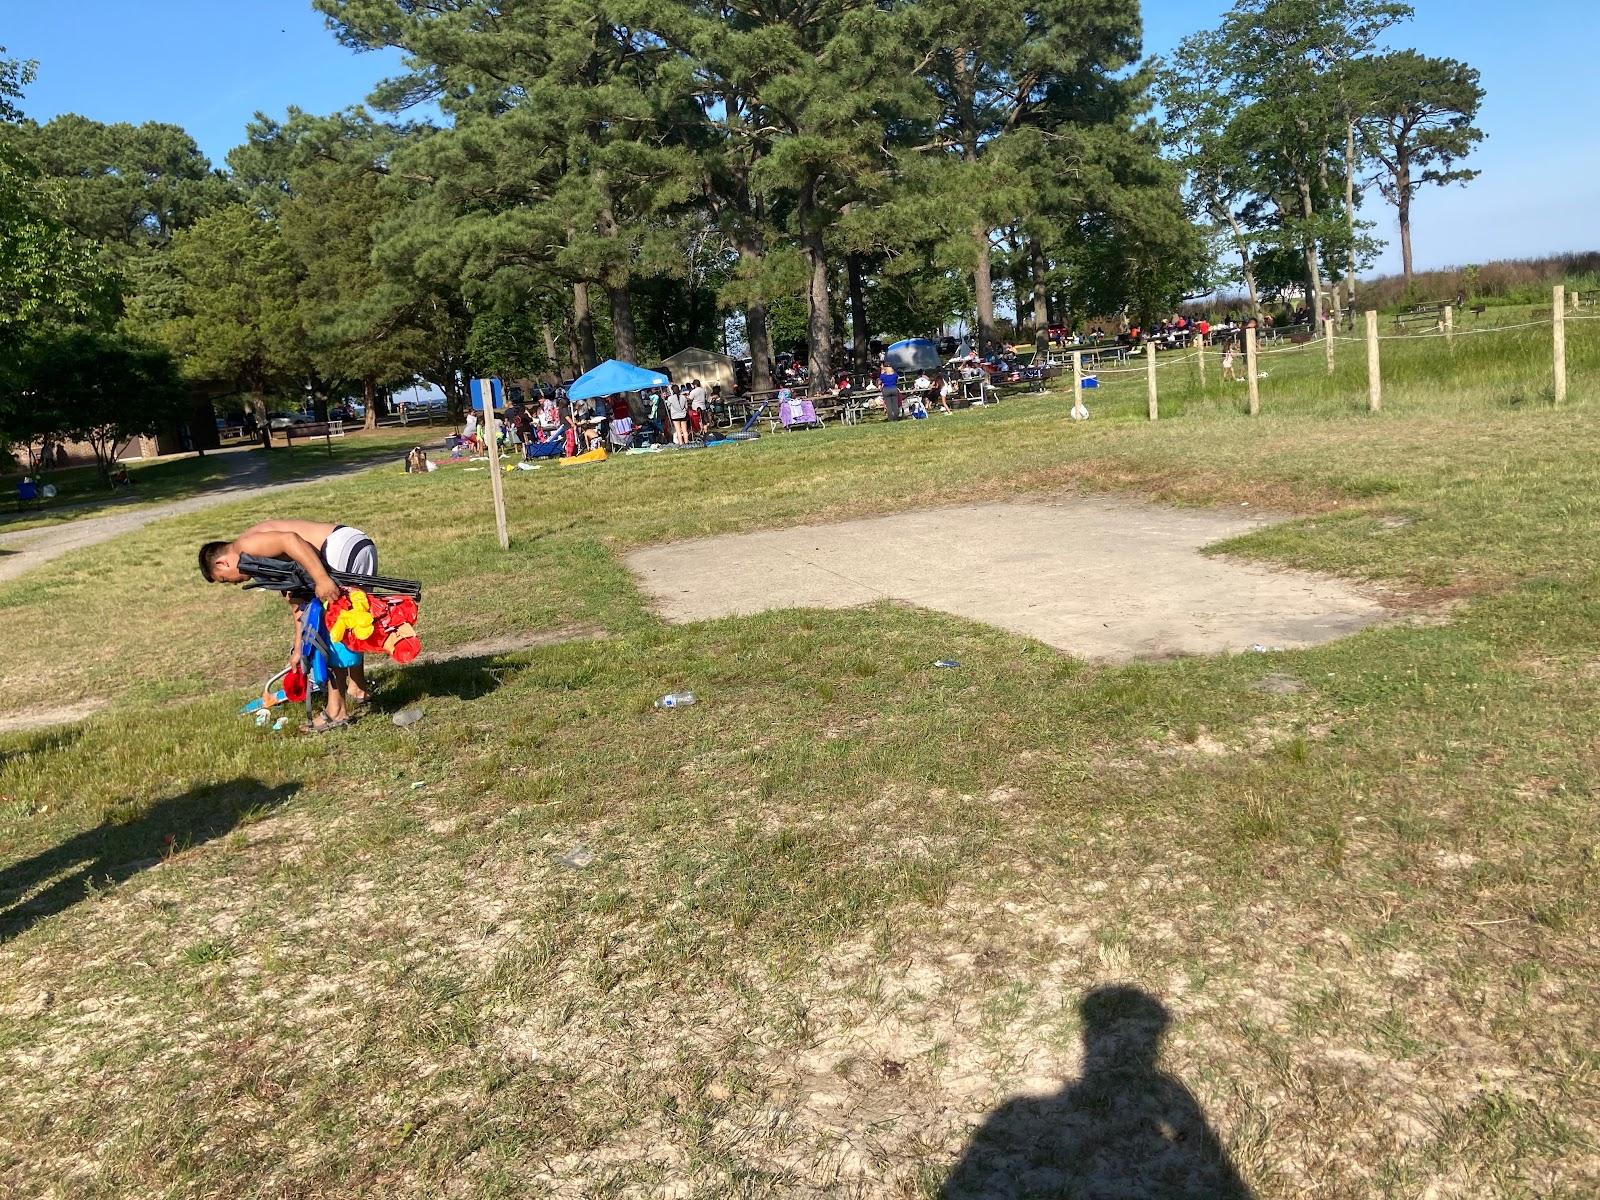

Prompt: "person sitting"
[404,446,435,473]
[110,465,134,490]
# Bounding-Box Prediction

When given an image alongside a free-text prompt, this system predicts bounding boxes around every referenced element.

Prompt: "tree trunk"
[562,314,581,378]
[747,301,772,395]
[1397,154,1414,288]
[443,373,468,423]
[250,388,271,450]
[363,377,378,432]
[1344,121,1358,321]
[609,284,637,363]
[592,167,636,363]
[1297,177,1324,327]
[847,253,870,372]
[1030,236,1050,355]
[800,179,833,384]
[973,221,995,353]
[540,319,560,382]
[734,229,773,393]
[1218,205,1262,322]
[573,281,597,371]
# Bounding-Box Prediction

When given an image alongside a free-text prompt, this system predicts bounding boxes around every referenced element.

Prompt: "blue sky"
[5,1,1597,276]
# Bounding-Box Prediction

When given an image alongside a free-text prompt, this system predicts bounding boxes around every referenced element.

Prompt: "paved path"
[0,450,403,587]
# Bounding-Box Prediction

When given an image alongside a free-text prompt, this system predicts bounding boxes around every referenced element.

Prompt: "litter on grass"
[556,844,595,869]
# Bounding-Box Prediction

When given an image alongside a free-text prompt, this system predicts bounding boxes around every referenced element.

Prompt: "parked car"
[266,411,314,431]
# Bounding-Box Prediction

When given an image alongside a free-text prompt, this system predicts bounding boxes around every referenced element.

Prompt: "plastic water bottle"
[655,692,696,709]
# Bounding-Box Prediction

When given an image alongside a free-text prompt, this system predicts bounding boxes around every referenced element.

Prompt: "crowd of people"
[424,378,732,466]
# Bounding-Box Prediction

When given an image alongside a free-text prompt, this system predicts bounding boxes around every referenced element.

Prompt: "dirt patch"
[0,699,109,736]
[414,625,608,664]
[626,498,1392,661]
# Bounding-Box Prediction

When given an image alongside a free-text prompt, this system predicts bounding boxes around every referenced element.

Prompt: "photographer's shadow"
[942,985,1254,1199]
[0,777,297,941]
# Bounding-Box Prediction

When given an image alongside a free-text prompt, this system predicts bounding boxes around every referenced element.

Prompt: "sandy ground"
[626,498,1391,660]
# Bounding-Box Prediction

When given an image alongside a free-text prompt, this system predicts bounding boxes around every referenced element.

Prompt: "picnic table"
[271,419,346,453]
[1392,304,1446,332]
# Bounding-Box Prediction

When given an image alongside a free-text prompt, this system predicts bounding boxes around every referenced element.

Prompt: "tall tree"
[233,108,437,428]
[916,0,1143,352]
[663,0,925,382]
[1157,41,1267,319]
[10,325,187,481]
[0,50,113,345]
[1357,50,1483,288]
[317,0,691,370]
[7,115,230,257]
[1204,0,1408,326]
[161,205,304,445]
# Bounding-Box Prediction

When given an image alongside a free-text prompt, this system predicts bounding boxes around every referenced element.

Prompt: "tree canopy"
[3,0,1489,462]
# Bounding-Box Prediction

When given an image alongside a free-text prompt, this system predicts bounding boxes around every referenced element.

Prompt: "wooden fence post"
[1072,351,1083,416]
[1245,327,1260,416]
[478,378,510,549]
[1196,334,1206,387]
[1443,304,1454,349]
[1364,311,1382,413]
[1145,341,1158,420]
[1323,317,1335,375]
[1554,285,1567,405]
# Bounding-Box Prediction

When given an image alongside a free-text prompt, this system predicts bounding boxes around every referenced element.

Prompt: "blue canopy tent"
[885,338,941,374]
[568,359,669,402]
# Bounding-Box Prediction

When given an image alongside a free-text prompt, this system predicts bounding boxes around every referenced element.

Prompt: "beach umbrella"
[567,358,669,401]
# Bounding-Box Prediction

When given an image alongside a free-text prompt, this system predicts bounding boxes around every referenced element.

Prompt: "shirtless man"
[198,520,379,730]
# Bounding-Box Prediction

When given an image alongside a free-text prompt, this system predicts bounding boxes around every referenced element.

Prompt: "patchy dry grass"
[2,322,1599,1197]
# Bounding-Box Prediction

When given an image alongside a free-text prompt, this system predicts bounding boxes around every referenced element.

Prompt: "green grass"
[2,317,1599,1197]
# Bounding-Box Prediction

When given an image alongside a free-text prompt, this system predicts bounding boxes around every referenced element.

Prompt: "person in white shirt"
[688,379,708,436]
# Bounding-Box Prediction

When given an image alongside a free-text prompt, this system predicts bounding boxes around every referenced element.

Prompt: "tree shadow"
[0,777,299,942]
[941,985,1255,1199]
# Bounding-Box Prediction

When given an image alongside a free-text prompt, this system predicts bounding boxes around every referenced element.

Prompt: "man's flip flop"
[302,716,353,735]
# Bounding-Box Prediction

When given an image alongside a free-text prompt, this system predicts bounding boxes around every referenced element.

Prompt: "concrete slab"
[625,499,1390,661]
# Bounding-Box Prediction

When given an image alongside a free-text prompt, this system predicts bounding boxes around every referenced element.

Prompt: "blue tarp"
[568,359,669,402]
